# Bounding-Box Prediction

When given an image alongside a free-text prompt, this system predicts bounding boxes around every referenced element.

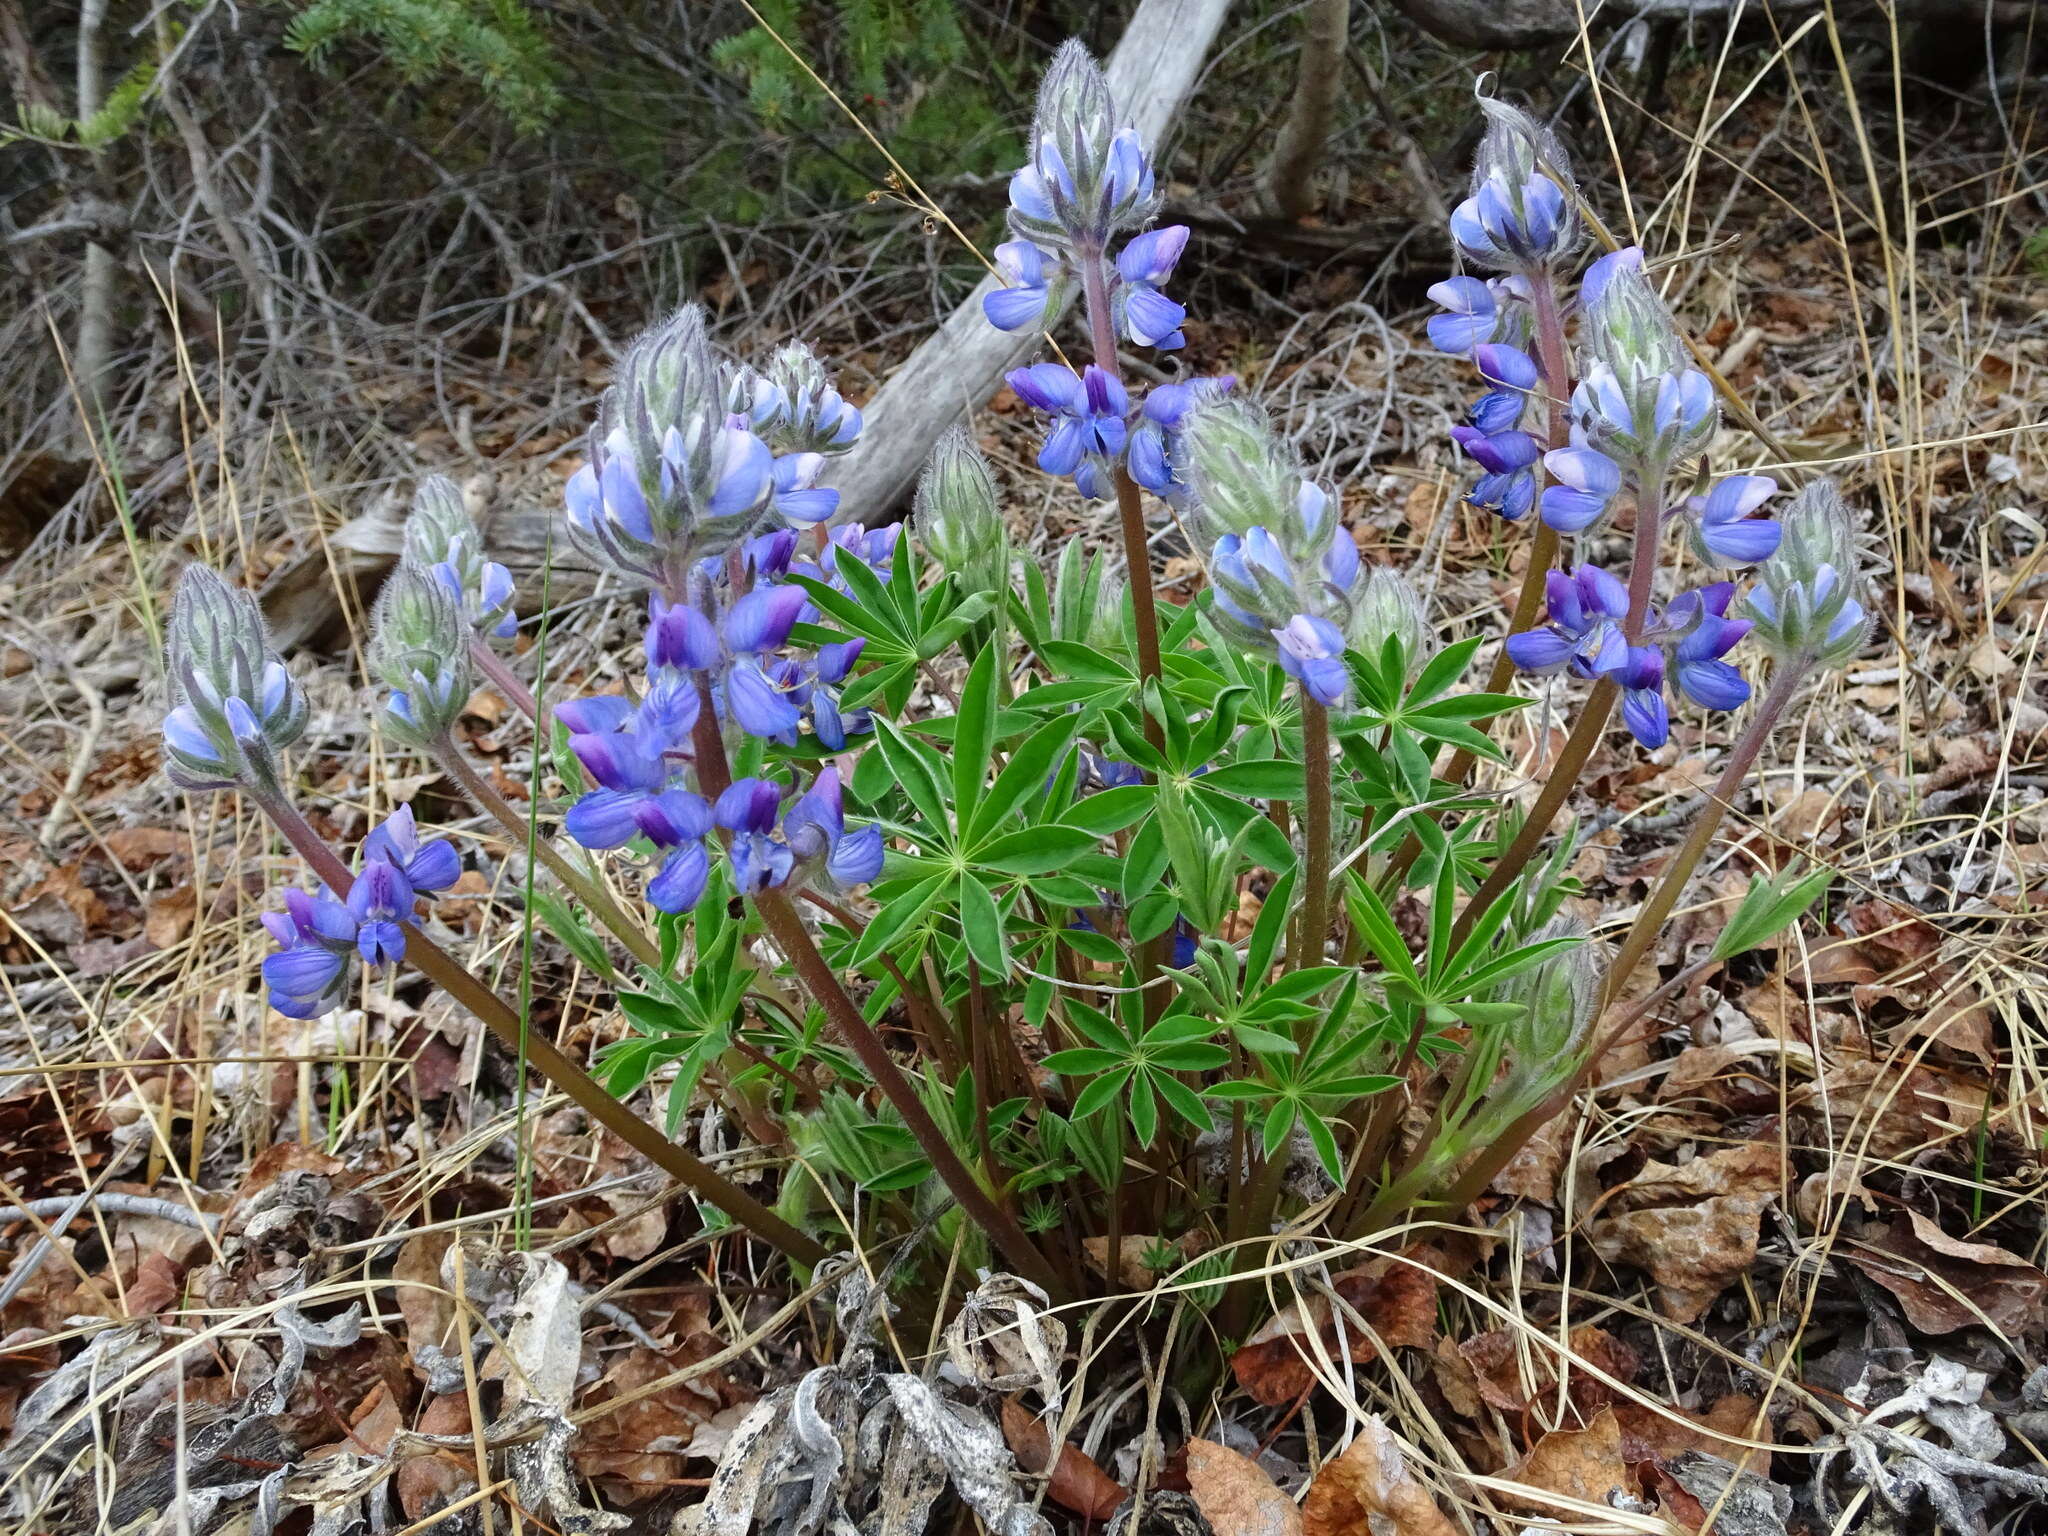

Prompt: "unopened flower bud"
[1347,568,1431,679]
[1571,249,1716,466]
[565,306,775,593]
[915,426,1006,572]
[1499,917,1603,1082]
[403,476,517,641]
[1181,398,1310,543]
[1739,479,1871,670]
[756,342,863,456]
[1450,95,1580,271]
[371,561,475,745]
[1007,40,1158,252]
[161,566,306,792]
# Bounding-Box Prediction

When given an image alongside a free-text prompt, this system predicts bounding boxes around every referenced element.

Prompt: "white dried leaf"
[944,1273,1067,1412]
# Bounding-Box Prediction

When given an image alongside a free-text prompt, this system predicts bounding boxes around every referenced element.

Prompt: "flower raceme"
[1450,96,1580,272]
[161,566,307,793]
[259,806,459,1017]
[1507,566,1755,748]
[1005,40,1158,255]
[403,476,517,641]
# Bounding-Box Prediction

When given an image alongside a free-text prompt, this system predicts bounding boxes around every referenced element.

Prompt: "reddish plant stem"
[750,887,1069,1301]
[690,672,732,799]
[469,640,540,726]
[249,790,825,1264]
[1077,248,1166,713]
[1298,698,1333,973]
[1601,662,1804,1003]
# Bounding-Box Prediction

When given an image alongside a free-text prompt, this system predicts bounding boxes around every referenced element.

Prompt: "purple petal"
[402,839,461,894]
[1505,628,1573,673]
[826,825,884,887]
[724,584,809,654]
[555,695,633,736]
[1699,518,1782,565]
[1622,687,1669,750]
[599,458,654,542]
[1676,658,1752,711]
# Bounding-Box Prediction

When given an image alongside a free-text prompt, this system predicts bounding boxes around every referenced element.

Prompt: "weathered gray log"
[1392,0,2034,51]
[820,0,1234,527]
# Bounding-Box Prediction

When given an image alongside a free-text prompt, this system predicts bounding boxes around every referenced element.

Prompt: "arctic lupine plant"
[161,53,1866,1319]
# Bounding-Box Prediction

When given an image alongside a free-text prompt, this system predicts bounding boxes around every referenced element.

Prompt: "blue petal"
[1622,688,1669,750]
[984,285,1049,333]
[646,843,709,914]
[564,788,650,851]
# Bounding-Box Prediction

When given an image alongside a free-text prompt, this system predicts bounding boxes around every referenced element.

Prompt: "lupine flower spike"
[403,476,516,640]
[161,566,307,793]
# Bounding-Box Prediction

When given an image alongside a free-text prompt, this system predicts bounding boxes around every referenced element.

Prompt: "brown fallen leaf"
[1587,1144,1781,1323]
[1457,1325,1639,1420]
[1299,1416,1457,1536]
[1849,1208,2048,1335]
[1232,1252,1442,1406]
[1184,1439,1302,1536]
[1001,1397,1126,1520]
[396,1393,477,1522]
[1499,1408,1634,1516]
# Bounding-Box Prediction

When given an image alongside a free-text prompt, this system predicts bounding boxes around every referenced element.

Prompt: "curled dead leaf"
[1000,1397,1126,1521]
[1299,1416,1457,1536]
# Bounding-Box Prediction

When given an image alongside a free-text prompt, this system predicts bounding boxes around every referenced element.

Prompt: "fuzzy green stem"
[249,788,825,1264]
[432,737,663,975]
[749,886,1069,1302]
[1601,661,1805,1004]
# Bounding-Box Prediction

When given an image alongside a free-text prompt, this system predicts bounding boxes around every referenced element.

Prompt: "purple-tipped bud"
[161,565,308,792]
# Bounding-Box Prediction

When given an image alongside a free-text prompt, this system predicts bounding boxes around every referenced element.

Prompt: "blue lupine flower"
[717,778,796,894]
[984,240,1062,333]
[1449,97,1580,271]
[770,453,838,526]
[564,309,778,593]
[260,888,359,1019]
[1617,645,1669,749]
[1426,277,1500,354]
[1665,584,1752,711]
[1538,446,1623,532]
[1452,425,1542,522]
[1004,42,1158,252]
[1474,344,1539,393]
[404,478,518,641]
[1115,225,1189,349]
[752,343,864,457]
[1273,613,1350,707]
[336,806,460,968]
[809,639,871,750]
[1465,389,1525,435]
[1126,376,1235,504]
[646,596,722,673]
[1505,566,1632,681]
[162,567,308,793]
[819,523,902,589]
[1008,363,1130,486]
[782,767,886,888]
[1685,474,1782,565]
[648,842,711,913]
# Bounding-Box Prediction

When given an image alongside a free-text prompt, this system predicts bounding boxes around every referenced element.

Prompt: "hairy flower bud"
[915,426,1005,572]
[1477,917,1604,1127]
[1450,95,1580,271]
[1347,567,1431,679]
[1571,248,1716,467]
[403,476,517,640]
[1007,39,1157,251]
[1183,400,1356,665]
[371,561,475,745]
[754,342,864,456]
[565,307,775,593]
[1738,478,1871,669]
[161,566,306,792]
